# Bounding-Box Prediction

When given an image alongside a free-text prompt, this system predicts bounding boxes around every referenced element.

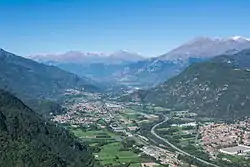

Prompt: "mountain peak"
[186,36,250,44]
[158,36,250,61]
[230,36,250,41]
[183,36,218,46]
[110,50,145,62]
[111,49,140,56]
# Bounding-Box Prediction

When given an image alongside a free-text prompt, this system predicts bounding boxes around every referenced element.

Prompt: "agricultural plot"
[70,127,122,144]
[96,142,140,166]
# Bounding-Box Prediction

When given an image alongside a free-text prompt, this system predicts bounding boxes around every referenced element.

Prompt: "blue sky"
[0,0,250,57]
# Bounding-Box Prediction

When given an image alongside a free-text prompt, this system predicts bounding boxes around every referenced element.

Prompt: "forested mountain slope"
[0,49,100,114]
[132,49,250,119]
[0,89,100,167]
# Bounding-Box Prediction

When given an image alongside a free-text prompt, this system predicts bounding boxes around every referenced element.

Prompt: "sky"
[0,0,250,57]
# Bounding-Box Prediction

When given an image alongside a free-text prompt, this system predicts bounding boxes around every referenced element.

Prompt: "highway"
[151,116,220,167]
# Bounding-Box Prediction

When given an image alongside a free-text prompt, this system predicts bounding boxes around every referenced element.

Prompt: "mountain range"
[115,36,250,86]
[30,50,145,65]
[30,36,250,87]
[127,49,250,119]
[3,35,250,120]
[0,49,100,115]
[157,36,250,61]
[2,35,250,167]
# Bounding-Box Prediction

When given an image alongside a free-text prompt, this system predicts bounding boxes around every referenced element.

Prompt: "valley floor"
[51,89,250,167]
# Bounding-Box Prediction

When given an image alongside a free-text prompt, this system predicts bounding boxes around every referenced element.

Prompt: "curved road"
[151,116,220,167]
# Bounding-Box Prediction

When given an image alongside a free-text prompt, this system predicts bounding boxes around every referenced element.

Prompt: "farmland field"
[96,142,140,166]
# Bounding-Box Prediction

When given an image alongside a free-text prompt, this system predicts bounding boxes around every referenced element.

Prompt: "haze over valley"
[29,36,250,88]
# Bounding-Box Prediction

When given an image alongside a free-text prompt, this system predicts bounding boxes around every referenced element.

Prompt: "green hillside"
[0,89,100,167]
[134,50,250,119]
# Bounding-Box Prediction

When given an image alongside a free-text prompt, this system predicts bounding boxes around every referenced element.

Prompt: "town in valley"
[51,89,250,167]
